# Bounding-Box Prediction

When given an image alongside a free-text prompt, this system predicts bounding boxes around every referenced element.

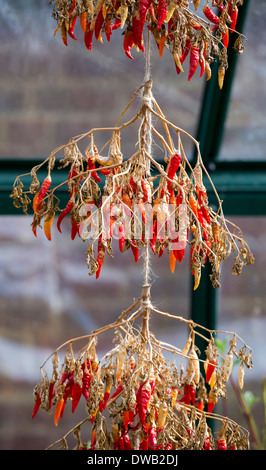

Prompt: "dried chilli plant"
[31,283,253,450]
[49,0,246,89]
[10,80,254,290]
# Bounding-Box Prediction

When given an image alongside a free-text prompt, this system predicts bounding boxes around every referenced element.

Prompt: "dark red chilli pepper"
[84,22,93,50]
[229,5,238,31]
[48,381,55,409]
[95,7,105,40]
[203,5,220,25]
[105,15,112,42]
[82,371,91,401]
[32,390,41,419]
[188,45,200,81]
[132,16,145,53]
[57,200,74,233]
[68,0,78,40]
[123,28,135,60]
[123,433,132,450]
[204,436,212,450]
[111,18,122,31]
[157,0,168,30]
[71,382,83,413]
[110,383,123,400]
[131,240,139,262]
[36,175,51,212]
[217,438,227,450]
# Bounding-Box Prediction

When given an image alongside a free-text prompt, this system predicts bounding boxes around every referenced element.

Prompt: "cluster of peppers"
[31,325,251,450]
[52,0,241,88]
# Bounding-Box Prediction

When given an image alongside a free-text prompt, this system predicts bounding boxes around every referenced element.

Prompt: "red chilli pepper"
[105,15,113,42]
[217,438,227,450]
[57,200,74,233]
[203,5,220,25]
[36,175,51,212]
[123,28,135,60]
[119,221,125,252]
[68,0,78,40]
[123,433,132,450]
[149,426,158,450]
[157,0,168,30]
[84,22,93,50]
[82,371,91,401]
[204,436,212,450]
[205,359,216,383]
[94,7,105,40]
[71,382,83,413]
[32,391,42,419]
[188,46,200,81]
[230,5,238,31]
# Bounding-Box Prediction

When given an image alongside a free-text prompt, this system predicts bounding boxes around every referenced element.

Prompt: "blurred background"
[0,0,266,450]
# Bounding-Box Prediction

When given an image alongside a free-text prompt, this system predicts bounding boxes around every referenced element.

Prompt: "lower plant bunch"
[32,293,253,450]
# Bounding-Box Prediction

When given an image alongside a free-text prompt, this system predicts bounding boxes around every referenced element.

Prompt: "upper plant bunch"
[50,0,244,88]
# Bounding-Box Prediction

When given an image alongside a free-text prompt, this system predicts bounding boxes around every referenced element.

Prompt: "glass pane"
[0,1,204,161]
[220,0,266,161]
[0,215,190,449]
[215,216,266,449]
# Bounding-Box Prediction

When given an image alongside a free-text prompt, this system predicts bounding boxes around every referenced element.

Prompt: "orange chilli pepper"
[54,398,64,426]
[43,210,55,241]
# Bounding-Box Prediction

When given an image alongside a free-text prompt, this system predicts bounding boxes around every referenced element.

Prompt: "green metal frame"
[0,0,265,355]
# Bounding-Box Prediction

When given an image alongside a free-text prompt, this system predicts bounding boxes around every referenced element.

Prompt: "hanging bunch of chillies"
[50,0,245,89]
[10,81,254,290]
[31,296,253,450]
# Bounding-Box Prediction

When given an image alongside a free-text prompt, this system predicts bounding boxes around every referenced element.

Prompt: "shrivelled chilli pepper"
[61,23,68,46]
[36,175,51,213]
[82,371,91,401]
[84,22,93,50]
[136,377,155,431]
[99,372,112,411]
[207,389,217,413]
[197,398,204,412]
[96,238,105,279]
[57,200,74,233]
[123,28,135,60]
[110,382,123,401]
[119,221,125,252]
[188,46,200,81]
[87,157,101,182]
[175,39,191,75]
[203,5,220,25]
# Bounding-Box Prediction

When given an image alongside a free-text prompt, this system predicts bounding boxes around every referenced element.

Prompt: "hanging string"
[143,29,152,289]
